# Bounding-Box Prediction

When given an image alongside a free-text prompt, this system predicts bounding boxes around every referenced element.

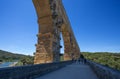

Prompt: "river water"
[0,62,15,68]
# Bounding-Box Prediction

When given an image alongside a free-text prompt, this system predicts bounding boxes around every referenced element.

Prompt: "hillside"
[1,50,120,69]
[82,52,120,70]
[0,50,27,62]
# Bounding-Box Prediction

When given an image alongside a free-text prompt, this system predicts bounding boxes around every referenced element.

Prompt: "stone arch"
[33,0,80,64]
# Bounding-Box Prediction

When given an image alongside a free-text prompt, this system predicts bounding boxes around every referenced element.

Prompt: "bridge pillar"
[34,33,52,64]
[64,45,72,61]
[62,31,73,60]
[33,0,61,64]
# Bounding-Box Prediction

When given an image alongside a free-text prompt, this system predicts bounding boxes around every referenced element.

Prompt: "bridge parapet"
[87,60,120,79]
[0,61,72,79]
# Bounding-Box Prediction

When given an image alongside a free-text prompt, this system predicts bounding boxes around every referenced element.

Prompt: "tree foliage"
[82,52,120,70]
[20,56,34,65]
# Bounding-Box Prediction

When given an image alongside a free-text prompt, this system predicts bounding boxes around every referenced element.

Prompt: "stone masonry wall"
[87,60,120,79]
[0,61,73,79]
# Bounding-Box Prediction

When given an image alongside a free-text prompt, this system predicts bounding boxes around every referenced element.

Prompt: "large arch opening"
[60,33,64,61]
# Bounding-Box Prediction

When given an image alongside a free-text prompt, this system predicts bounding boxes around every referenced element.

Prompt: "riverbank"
[9,62,18,67]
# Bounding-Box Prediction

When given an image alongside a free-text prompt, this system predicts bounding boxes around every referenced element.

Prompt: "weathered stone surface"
[33,0,81,64]
[87,60,120,79]
[0,61,73,79]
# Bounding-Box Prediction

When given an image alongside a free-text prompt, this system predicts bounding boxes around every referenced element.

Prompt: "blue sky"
[0,0,120,55]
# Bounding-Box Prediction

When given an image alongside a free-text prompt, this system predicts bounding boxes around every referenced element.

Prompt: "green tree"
[20,56,34,65]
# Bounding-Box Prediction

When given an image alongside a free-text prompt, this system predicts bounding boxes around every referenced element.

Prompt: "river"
[0,62,17,68]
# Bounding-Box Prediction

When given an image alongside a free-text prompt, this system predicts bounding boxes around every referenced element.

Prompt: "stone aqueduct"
[33,0,80,64]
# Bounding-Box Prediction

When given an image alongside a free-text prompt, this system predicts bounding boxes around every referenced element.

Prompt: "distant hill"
[0,50,27,62]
